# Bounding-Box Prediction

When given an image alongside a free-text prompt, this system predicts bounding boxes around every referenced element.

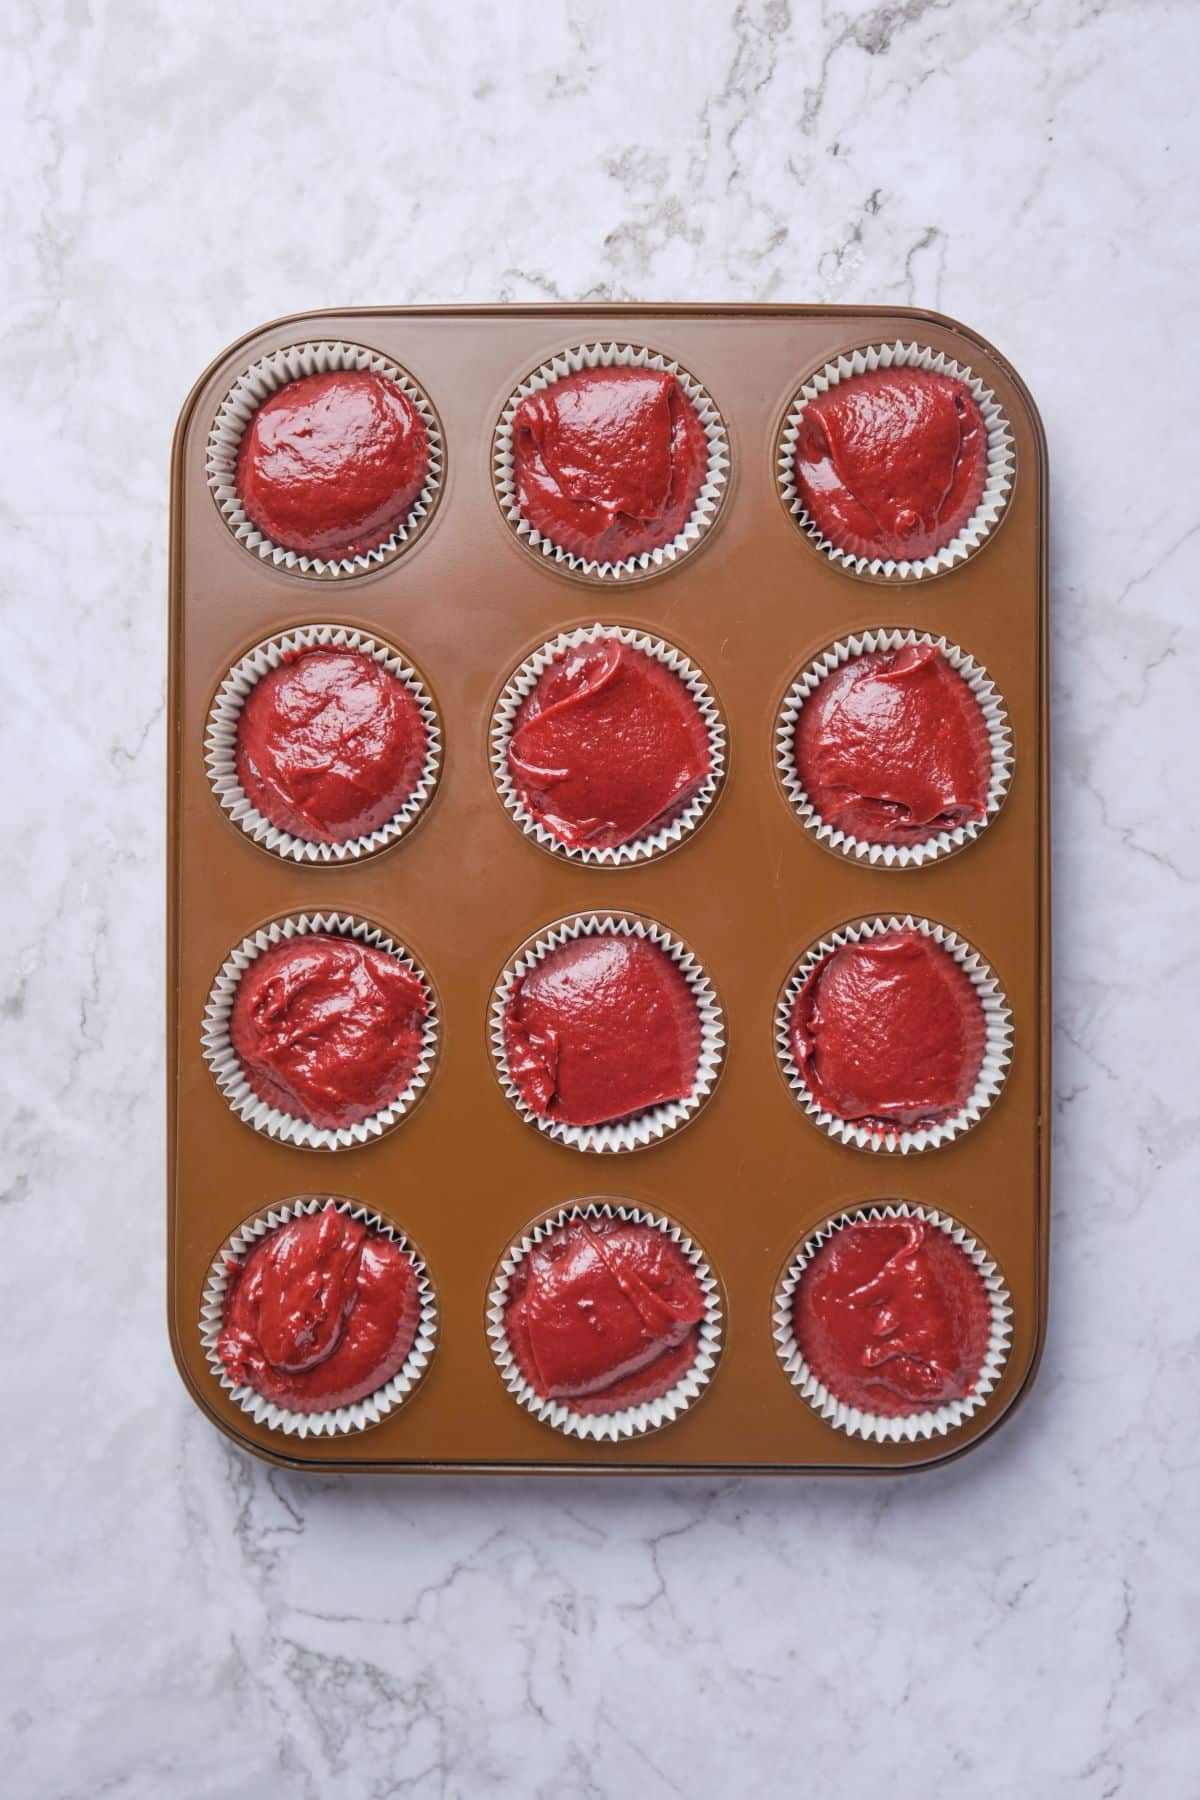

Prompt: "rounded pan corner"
[171,308,324,470]
[166,1296,355,1473]
[890,1316,1049,1477]
[171,304,397,475]
[879,303,1048,461]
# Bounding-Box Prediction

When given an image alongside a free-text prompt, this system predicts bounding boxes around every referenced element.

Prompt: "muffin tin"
[167,304,1050,1474]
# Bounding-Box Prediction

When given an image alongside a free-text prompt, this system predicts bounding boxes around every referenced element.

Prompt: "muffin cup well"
[490,622,727,866]
[201,912,439,1152]
[492,341,729,581]
[776,340,1015,581]
[205,625,443,864]
[774,628,1013,868]
[775,915,1012,1155]
[486,1201,723,1442]
[200,1194,437,1439]
[206,340,443,578]
[490,913,726,1154]
[772,1202,1012,1443]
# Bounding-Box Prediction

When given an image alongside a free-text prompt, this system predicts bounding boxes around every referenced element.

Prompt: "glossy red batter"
[236,370,429,559]
[230,934,428,1130]
[794,643,991,844]
[504,1216,706,1412]
[504,934,701,1129]
[790,929,985,1131]
[512,367,709,561]
[792,368,987,561]
[507,637,711,850]
[793,1216,991,1416]
[236,646,428,844]
[217,1208,421,1412]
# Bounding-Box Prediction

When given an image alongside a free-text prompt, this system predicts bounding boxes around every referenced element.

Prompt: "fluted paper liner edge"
[492,341,729,580]
[487,1202,722,1442]
[774,628,1013,868]
[490,622,726,865]
[200,1195,437,1438]
[205,624,442,864]
[202,911,439,1151]
[776,340,1015,581]
[775,915,1012,1154]
[206,339,443,578]
[490,913,725,1153]
[772,1202,1012,1443]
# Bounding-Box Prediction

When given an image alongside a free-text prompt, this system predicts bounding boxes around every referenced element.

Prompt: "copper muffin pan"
[167,304,1050,1473]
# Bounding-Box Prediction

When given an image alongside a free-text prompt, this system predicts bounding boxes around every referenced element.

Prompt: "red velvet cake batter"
[792,367,987,562]
[504,933,701,1129]
[236,646,428,844]
[236,369,429,559]
[507,636,711,850]
[789,929,985,1132]
[511,366,709,562]
[793,642,991,844]
[230,934,428,1130]
[792,1215,991,1416]
[504,1215,706,1412]
[217,1208,421,1412]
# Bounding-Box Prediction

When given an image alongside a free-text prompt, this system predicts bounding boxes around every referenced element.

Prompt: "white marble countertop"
[4,2,1197,1795]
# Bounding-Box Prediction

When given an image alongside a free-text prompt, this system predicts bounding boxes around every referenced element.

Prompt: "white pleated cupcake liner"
[486,1201,723,1442]
[776,340,1015,580]
[202,911,439,1152]
[492,341,729,580]
[490,622,727,866]
[772,1201,1012,1443]
[200,1194,437,1439]
[774,628,1013,868]
[204,624,443,864]
[775,915,1012,1155]
[490,913,725,1154]
[205,339,444,578]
